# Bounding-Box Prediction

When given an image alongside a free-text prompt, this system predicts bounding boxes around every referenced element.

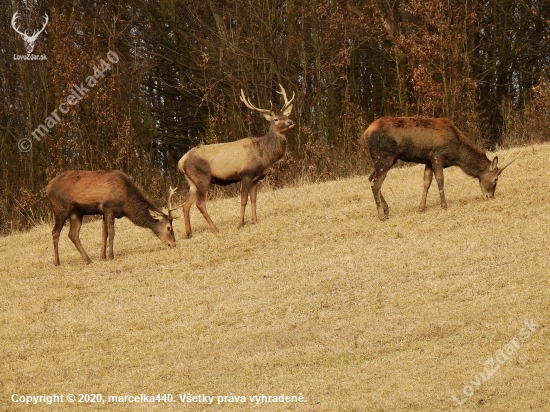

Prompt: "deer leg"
[105,212,115,259]
[101,215,108,259]
[68,213,91,264]
[380,192,389,217]
[369,163,391,220]
[432,158,447,209]
[419,164,434,212]
[195,186,219,234]
[238,177,252,228]
[52,214,66,266]
[249,181,259,224]
[183,177,198,238]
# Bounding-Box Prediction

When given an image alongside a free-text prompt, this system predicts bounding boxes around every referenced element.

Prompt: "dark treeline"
[1,0,550,233]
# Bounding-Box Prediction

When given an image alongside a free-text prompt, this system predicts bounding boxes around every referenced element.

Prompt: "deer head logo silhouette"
[11,12,48,54]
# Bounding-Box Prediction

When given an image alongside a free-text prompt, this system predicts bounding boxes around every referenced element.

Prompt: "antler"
[11,12,27,38]
[496,146,524,175]
[12,12,48,54]
[498,158,516,174]
[239,89,273,115]
[11,12,48,40]
[32,14,49,40]
[276,84,295,113]
[167,186,183,219]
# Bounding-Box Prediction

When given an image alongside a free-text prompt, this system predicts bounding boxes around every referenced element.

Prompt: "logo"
[12,11,48,60]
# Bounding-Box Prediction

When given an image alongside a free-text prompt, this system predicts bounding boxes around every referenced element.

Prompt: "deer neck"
[456,144,491,178]
[125,193,159,230]
[260,127,287,163]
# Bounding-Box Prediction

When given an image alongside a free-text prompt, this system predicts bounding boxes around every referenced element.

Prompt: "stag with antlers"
[361,117,516,220]
[46,170,182,265]
[177,84,295,237]
[11,12,48,54]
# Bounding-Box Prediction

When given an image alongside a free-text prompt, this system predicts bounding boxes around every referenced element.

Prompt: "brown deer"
[361,117,515,220]
[46,170,182,265]
[177,84,294,237]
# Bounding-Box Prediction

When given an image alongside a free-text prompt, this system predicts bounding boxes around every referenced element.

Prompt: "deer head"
[148,186,182,248]
[240,84,295,131]
[12,12,49,54]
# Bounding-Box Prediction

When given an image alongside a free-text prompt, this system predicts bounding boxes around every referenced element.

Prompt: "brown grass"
[1,143,549,411]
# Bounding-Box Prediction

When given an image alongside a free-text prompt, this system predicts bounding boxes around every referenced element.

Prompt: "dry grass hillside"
[1,143,549,411]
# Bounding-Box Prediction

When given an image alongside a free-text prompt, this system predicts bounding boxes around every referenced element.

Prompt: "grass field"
[1,143,549,411]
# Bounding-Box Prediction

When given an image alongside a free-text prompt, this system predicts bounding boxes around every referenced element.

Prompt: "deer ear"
[262,112,274,121]
[149,209,164,221]
[491,156,499,170]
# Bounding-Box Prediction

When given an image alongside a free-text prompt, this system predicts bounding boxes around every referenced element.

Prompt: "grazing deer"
[361,117,515,220]
[46,170,182,265]
[177,84,294,237]
[11,12,49,54]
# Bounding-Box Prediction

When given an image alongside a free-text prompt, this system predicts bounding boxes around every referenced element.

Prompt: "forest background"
[1,0,550,234]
